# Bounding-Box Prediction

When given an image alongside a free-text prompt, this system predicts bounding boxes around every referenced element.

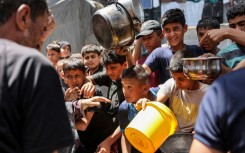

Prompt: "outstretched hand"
[78,96,111,110]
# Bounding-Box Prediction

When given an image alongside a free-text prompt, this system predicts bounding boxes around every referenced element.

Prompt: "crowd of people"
[0,0,244,153]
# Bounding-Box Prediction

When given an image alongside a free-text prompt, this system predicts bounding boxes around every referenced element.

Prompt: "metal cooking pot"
[117,0,144,24]
[92,3,135,49]
[160,133,193,153]
[182,57,222,80]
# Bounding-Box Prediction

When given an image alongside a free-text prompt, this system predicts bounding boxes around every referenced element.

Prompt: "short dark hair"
[102,50,126,66]
[161,8,186,28]
[81,44,101,57]
[0,0,48,26]
[46,41,61,53]
[121,65,149,85]
[196,16,220,32]
[63,58,86,74]
[169,50,194,73]
[226,4,245,21]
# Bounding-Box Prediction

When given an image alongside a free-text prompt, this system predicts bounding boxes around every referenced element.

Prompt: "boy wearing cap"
[142,9,205,85]
[133,20,169,87]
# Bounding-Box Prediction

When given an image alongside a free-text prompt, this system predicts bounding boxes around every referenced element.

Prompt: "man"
[190,68,245,153]
[0,0,74,152]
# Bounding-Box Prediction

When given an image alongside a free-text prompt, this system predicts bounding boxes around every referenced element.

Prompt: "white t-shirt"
[159,78,209,133]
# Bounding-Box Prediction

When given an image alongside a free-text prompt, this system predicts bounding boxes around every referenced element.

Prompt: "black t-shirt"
[77,89,115,153]
[92,72,125,127]
[0,39,74,153]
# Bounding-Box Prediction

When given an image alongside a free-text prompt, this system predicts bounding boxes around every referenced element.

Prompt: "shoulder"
[3,39,51,67]
[159,78,176,92]
[151,47,172,56]
[217,43,239,55]
[119,101,129,111]
[145,47,172,64]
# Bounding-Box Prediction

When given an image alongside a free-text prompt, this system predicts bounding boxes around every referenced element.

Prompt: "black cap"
[136,20,162,39]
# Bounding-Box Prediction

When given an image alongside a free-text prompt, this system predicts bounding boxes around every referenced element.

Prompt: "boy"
[56,59,69,93]
[81,44,104,75]
[133,20,164,87]
[118,65,157,153]
[87,50,127,152]
[196,16,221,55]
[59,40,71,59]
[143,8,205,85]
[63,58,114,153]
[46,40,61,67]
[138,50,209,133]
[200,4,245,68]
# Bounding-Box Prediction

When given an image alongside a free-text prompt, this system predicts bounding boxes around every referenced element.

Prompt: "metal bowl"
[182,57,222,80]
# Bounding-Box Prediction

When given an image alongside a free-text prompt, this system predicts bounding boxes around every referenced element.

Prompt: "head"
[161,8,187,50]
[56,59,67,80]
[46,40,61,66]
[121,65,150,103]
[103,50,127,81]
[169,50,197,90]
[81,44,102,71]
[136,20,163,53]
[196,17,220,53]
[59,41,71,58]
[70,53,83,60]
[63,58,86,89]
[226,4,245,31]
[0,0,49,48]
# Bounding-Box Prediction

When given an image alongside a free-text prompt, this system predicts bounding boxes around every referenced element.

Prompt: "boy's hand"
[80,83,95,98]
[199,29,225,47]
[198,53,216,58]
[64,87,80,101]
[115,47,131,56]
[96,139,111,153]
[135,98,150,111]
[78,96,111,111]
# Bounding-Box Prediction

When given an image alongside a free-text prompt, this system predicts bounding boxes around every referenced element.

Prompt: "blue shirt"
[194,68,245,152]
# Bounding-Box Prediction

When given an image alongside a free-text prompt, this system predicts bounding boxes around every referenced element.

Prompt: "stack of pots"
[92,0,144,49]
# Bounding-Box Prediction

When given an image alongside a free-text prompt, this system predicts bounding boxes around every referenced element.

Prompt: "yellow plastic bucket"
[124,102,178,153]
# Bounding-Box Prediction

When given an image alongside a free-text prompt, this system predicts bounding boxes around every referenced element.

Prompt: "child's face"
[61,45,71,58]
[64,69,85,89]
[105,63,126,81]
[171,72,197,90]
[141,32,163,53]
[46,49,60,66]
[197,28,217,53]
[163,23,187,48]
[121,78,148,103]
[228,15,245,32]
[83,52,101,70]
[56,63,64,79]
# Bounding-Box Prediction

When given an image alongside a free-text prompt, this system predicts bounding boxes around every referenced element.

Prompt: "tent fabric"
[42,0,103,54]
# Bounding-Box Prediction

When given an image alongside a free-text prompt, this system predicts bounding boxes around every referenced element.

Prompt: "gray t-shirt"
[159,78,209,133]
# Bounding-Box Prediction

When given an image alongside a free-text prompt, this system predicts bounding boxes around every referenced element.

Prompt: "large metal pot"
[117,0,144,24]
[160,133,193,153]
[182,57,222,80]
[92,3,135,49]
